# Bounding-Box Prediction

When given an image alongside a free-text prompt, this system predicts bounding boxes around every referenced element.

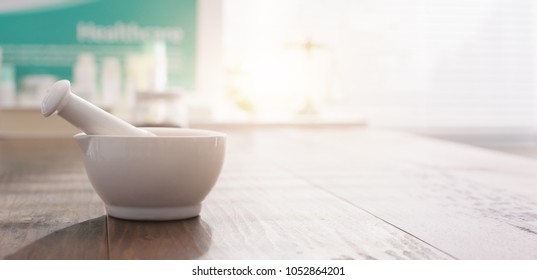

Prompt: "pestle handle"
[42,80,155,136]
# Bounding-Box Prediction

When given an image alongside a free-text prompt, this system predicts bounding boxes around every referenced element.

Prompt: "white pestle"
[42,80,155,136]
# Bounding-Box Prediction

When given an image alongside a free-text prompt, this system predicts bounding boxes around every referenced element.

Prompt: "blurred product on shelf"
[72,52,97,103]
[101,56,122,108]
[132,89,187,128]
[17,75,57,108]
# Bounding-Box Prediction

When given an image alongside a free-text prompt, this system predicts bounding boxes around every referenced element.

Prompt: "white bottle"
[72,52,98,103]
[101,56,121,108]
[150,41,167,91]
[0,64,16,108]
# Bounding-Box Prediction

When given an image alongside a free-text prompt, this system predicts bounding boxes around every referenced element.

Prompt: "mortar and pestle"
[42,80,226,220]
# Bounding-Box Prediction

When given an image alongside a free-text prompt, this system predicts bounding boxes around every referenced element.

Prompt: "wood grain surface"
[1,127,537,259]
[243,128,537,259]
[0,138,107,259]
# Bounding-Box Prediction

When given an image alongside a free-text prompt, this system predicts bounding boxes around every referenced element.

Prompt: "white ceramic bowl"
[74,127,226,221]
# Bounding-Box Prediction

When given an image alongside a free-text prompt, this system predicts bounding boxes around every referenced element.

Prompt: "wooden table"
[1,127,537,259]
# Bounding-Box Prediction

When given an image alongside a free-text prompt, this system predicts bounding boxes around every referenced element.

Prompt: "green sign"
[0,0,197,97]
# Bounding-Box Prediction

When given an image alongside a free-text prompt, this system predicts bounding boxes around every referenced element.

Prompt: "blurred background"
[1,0,536,156]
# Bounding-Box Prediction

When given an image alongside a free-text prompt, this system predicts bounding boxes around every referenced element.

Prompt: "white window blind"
[366,0,535,129]
[223,0,536,129]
